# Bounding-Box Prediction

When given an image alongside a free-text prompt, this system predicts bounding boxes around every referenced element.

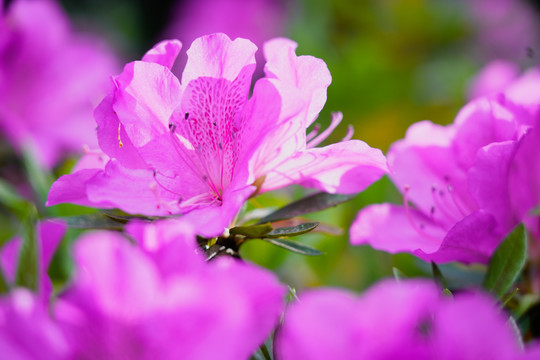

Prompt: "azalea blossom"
[52,221,285,359]
[0,0,117,168]
[48,33,387,237]
[350,67,540,264]
[276,279,540,360]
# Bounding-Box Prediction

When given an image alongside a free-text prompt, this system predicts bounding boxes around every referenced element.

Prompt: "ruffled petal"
[112,60,182,149]
[263,38,331,127]
[85,160,181,216]
[141,39,182,69]
[46,168,106,208]
[262,140,388,194]
[181,33,257,85]
[350,203,445,255]
[388,120,473,225]
[468,141,518,234]
[417,210,501,264]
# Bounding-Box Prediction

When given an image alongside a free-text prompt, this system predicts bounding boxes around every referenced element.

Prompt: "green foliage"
[15,205,39,291]
[260,237,323,256]
[257,192,356,224]
[483,224,527,299]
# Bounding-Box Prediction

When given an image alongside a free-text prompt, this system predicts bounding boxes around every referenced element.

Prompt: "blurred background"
[2,0,540,293]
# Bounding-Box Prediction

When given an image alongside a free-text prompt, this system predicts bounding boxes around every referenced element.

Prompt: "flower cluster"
[351,65,540,264]
[1,0,540,358]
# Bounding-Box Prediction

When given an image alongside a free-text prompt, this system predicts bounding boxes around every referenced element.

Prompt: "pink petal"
[262,140,388,194]
[263,38,331,127]
[112,60,182,149]
[419,210,501,264]
[141,39,182,69]
[95,93,147,169]
[467,60,519,99]
[453,97,518,169]
[179,185,255,237]
[46,168,106,208]
[508,125,540,237]
[181,33,257,86]
[85,160,179,216]
[468,141,518,234]
[350,203,444,255]
[388,121,474,226]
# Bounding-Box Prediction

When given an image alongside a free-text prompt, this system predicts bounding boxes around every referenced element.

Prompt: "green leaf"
[15,205,39,290]
[230,223,273,238]
[256,192,357,224]
[60,213,125,230]
[530,205,540,216]
[260,237,323,256]
[0,266,9,294]
[265,222,319,238]
[0,178,29,215]
[22,147,54,206]
[431,261,448,289]
[443,288,453,298]
[483,224,527,299]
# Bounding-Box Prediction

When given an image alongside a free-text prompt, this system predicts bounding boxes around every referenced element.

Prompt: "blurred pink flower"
[48,34,387,237]
[0,289,71,360]
[0,0,118,168]
[351,68,540,264]
[52,221,285,359]
[466,0,540,62]
[276,279,540,359]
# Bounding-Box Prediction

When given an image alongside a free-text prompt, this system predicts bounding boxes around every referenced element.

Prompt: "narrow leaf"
[0,266,9,294]
[431,261,448,289]
[230,223,273,238]
[257,192,356,224]
[261,237,323,256]
[22,147,53,205]
[15,205,39,290]
[266,222,319,238]
[530,205,540,216]
[59,213,125,230]
[392,267,406,282]
[0,178,28,214]
[483,224,527,299]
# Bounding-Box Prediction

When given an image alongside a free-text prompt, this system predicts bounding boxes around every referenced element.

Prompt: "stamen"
[431,186,460,223]
[403,185,440,243]
[446,185,468,218]
[184,112,189,120]
[341,125,354,142]
[307,112,343,148]
[306,124,321,142]
[118,122,123,148]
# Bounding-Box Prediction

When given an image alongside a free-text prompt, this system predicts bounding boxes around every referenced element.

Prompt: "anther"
[184,112,189,120]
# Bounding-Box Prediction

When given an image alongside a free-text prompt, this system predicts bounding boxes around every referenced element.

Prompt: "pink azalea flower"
[0,0,118,168]
[0,220,65,301]
[48,33,387,237]
[351,68,540,264]
[52,221,285,359]
[276,279,539,360]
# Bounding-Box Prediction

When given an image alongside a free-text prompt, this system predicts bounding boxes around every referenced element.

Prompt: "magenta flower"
[351,68,540,264]
[0,220,65,301]
[0,289,71,360]
[276,279,539,360]
[48,34,387,236]
[0,0,118,168]
[52,221,285,359]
